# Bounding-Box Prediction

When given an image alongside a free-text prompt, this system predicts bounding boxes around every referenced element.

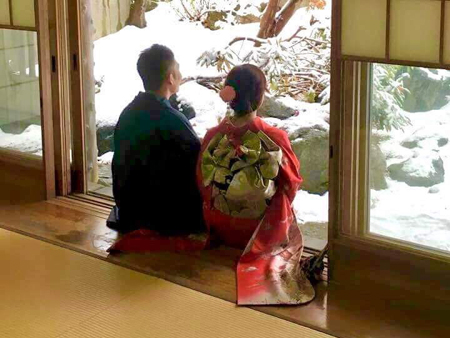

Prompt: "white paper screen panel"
[0,0,11,25]
[11,0,35,28]
[341,0,387,58]
[390,0,441,63]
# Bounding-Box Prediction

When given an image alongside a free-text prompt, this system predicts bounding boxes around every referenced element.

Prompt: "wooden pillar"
[81,0,99,185]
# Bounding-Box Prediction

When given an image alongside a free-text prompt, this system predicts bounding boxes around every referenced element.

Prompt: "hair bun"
[219,86,236,103]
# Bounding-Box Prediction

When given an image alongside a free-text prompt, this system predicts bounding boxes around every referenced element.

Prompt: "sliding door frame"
[329,0,450,304]
[0,0,56,200]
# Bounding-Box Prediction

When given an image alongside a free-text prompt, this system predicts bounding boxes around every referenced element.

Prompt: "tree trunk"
[272,0,302,37]
[127,0,147,28]
[82,0,99,185]
[257,0,306,40]
[257,0,279,41]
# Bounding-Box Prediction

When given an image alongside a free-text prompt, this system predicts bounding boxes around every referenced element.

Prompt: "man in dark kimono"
[109,44,204,236]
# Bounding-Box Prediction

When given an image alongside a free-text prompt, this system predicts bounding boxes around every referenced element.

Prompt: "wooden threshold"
[0,200,447,338]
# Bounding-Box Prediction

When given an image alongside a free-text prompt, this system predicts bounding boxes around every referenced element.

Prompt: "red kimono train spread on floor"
[107,116,315,305]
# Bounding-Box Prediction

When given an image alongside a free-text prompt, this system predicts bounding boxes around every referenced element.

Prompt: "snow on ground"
[0,125,42,156]
[294,191,329,224]
[370,178,450,251]
[98,151,114,165]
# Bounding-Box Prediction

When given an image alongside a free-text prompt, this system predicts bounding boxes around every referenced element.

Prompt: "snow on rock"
[178,82,227,138]
[388,150,445,187]
[258,95,297,119]
[401,125,449,150]
[262,101,329,140]
[418,67,450,82]
[0,125,42,155]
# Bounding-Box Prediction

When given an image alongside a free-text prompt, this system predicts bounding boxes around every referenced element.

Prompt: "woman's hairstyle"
[223,64,267,117]
[137,44,175,91]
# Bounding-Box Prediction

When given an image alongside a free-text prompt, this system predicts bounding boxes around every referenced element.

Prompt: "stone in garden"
[388,151,445,187]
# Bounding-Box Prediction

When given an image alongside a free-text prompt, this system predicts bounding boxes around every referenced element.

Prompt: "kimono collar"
[143,91,172,108]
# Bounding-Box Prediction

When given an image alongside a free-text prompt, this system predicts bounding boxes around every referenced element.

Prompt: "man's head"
[137,44,182,97]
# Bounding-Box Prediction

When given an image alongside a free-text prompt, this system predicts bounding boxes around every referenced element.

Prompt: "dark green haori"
[111,91,204,235]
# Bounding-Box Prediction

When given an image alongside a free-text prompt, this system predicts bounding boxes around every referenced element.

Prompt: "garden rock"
[291,128,329,195]
[388,151,445,187]
[258,95,297,119]
[370,141,388,190]
[97,124,115,156]
[401,126,449,150]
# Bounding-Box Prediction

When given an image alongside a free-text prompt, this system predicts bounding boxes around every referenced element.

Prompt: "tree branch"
[272,0,302,37]
[179,0,195,21]
[285,25,306,42]
[182,75,226,85]
[228,37,267,47]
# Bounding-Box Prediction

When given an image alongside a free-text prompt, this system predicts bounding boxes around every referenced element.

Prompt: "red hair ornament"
[220,85,236,103]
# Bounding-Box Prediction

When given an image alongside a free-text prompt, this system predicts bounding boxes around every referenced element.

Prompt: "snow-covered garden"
[1,0,449,251]
[93,0,331,240]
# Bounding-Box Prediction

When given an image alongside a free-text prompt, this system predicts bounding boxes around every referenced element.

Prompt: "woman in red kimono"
[197,64,314,305]
[108,64,316,305]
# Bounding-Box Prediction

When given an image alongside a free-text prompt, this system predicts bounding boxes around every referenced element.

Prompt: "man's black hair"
[137,44,175,91]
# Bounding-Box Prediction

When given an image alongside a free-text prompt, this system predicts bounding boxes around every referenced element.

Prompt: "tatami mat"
[0,228,333,338]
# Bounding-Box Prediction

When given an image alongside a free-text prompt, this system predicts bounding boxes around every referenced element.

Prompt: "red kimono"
[108,116,315,305]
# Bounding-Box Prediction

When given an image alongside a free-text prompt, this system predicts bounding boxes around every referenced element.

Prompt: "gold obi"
[201,130,283,219]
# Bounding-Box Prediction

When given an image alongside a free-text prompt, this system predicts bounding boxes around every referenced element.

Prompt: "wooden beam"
[0,148,43,171]
[385,0,391,60]
[80,0,99,187]
[68,0,99,194]
[440,0,446,64]
[8,0,13,25]
[341,54,450,71]
[328,0,343,281]
[36,0,56,199]
[48,0,72,196]
[68,0,87,194]
[0,24,37,31]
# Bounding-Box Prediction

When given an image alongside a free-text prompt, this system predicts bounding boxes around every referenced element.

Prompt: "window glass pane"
[12,0,35,28]
[369,63,450,253]
[0,0,11,25]
[0,29,42,156]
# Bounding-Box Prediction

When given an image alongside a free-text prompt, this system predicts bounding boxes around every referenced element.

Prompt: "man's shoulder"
[161,104,195,131]
[118,94,162,122]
